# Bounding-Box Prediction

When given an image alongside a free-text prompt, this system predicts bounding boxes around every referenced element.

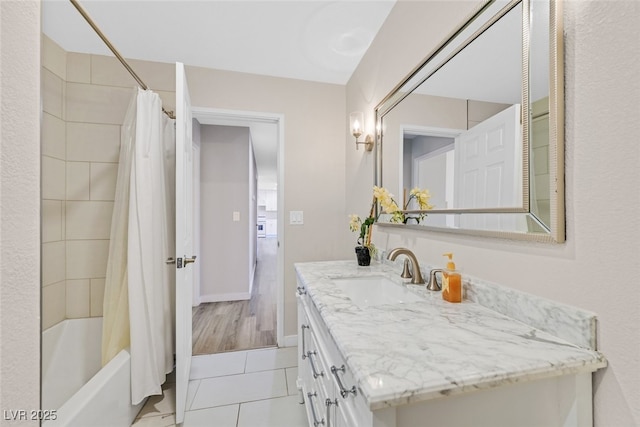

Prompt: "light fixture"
[349,111,373,151]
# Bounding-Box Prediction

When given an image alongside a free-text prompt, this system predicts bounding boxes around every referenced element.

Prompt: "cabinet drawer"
[297,278,372,426]
[304,384,328,427]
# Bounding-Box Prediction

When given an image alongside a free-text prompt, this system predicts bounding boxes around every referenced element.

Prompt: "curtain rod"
[69,0,175,119]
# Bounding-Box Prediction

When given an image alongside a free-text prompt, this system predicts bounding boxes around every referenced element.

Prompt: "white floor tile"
[285,367,300,396]
[186,379,201,411]
[183,405,239,427]
[190,351,247,380]
[131,413,176,427]
[191,370,288,410]
[237,395,308,427]
[245,347,298,373]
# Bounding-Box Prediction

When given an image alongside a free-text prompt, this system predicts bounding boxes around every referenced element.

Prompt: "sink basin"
[332,276,422,308]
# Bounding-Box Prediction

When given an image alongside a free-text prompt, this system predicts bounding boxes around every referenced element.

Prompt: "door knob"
[184,255,197,266]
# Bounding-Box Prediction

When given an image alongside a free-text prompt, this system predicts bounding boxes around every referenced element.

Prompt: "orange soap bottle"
[442,253,462,303]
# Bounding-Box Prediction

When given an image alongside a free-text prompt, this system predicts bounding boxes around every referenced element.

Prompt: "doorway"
[190,108,284,355]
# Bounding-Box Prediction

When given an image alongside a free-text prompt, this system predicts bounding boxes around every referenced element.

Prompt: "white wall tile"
[66,279,90,318]
[91,54,175,92]
[66,240,109,280]
[90,163,118,201]
[42,35,66,80]
[67,122,121,163]
[42,281,66,330]
[89,55,145,89]
[67,52,90,84]
[42,200,63,243]
[42,156,66,200]
[42,68,64,119]
[42,241,65,286]
[66,82,134,125]
[535,174,550,200]
[535,200,551,226]
[66,201,114,240]
[66,162,90,201]
[42,113,66,160]
[90,278,105,317]
[533,145,549,175]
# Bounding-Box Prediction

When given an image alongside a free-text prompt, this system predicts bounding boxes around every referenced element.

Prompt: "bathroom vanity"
[295,260,606,427]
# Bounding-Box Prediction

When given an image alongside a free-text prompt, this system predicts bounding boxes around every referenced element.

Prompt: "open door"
[175,62,195,424]
[454,104,523,230]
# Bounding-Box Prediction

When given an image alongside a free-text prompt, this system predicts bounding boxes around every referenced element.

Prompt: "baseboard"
[249,260,256,295]
[282,334,297,348]
[192,295,202,307]
[199,292,251,303]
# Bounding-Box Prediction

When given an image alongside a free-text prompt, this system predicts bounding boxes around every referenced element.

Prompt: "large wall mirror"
[375,0,564,242]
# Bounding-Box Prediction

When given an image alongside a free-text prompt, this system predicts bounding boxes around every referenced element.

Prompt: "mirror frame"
[374,0,564,243]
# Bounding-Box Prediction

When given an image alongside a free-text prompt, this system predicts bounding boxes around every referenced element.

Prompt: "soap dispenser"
[442,253,462,303]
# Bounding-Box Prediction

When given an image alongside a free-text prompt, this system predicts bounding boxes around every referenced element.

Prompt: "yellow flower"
[410,187,433,210]
[348,214,361,232]
[373,185,434,224]
[373,186,400,214]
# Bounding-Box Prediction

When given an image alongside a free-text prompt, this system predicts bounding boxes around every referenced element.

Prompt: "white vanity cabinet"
[295,262,607,427]
[297,284,370,427]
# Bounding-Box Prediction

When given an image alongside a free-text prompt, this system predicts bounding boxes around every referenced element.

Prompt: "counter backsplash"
[379,249,598,351]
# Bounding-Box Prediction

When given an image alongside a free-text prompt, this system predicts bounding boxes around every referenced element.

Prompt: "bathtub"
[42,318,145,427]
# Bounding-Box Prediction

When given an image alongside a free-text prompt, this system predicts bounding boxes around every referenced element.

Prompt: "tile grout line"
[284,367,290,396]
[187,379,202,412]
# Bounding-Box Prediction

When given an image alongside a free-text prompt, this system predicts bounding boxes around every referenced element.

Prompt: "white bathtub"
[42,318,145,427]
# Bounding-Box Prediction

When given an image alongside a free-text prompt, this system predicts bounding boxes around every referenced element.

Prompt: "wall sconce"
[349,111,373,151]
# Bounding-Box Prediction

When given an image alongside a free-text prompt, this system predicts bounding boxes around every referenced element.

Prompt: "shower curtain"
[102,88,176,405]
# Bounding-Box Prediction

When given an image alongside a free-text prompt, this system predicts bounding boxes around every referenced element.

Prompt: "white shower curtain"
[102,91,136,366]
[102,88,176,405]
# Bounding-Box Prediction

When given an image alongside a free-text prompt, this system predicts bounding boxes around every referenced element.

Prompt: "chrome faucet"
[386,248,424,285]
[427,269,443,292]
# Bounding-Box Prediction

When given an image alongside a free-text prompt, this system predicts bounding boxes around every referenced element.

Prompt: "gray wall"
[199,125,253,301]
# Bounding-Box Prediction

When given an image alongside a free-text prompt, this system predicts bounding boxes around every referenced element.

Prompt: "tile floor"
[131,346,308,427]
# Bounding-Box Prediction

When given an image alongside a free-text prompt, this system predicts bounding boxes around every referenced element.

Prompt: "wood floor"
[192,237,277,355]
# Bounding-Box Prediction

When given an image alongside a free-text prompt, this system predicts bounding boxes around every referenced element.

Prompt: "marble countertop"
[295,260,607,410]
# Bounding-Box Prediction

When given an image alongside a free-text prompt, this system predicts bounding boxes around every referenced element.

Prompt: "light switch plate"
[233,211,240,222]
[289,210,303,225]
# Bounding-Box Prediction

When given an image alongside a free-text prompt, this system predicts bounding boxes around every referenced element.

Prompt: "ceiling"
[42,0,396,190]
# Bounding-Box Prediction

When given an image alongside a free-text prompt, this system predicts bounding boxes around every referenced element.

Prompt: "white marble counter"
[295,260,607,410]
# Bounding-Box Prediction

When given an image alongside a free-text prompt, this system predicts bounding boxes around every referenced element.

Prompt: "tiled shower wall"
[42,36,68,329]
[41,35,175,330]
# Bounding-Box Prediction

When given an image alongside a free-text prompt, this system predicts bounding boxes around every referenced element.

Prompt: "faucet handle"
[400,259,412,279]
[427,269,443,291]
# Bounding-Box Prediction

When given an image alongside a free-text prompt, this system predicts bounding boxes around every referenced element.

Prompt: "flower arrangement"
[374,186,433,224]
[348,186,433,264]
[349,196,377,258]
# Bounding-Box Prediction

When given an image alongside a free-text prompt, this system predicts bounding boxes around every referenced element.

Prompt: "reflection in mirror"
[375,0,564,242]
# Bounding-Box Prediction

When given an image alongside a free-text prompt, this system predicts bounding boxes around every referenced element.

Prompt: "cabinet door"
[334,400,352,427]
